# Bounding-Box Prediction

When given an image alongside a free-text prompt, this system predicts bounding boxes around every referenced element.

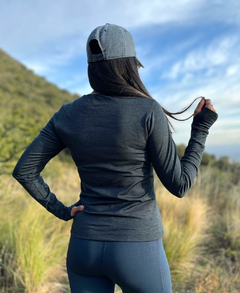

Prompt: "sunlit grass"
[14,202,70,292]
[155,183,208,285]
[1,160,240,292]
[0,159,74,293]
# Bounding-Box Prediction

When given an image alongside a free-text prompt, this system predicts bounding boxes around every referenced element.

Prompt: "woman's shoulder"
[58,95,89,113]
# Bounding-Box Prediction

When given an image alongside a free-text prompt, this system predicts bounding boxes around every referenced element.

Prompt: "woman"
[12,23,218,293]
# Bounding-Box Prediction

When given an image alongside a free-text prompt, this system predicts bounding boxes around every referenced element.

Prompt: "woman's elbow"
[173,189,188,198]
[170,184,190,198]
[12,164,25,182]
[12,166,20,180]
[173,174,192,198]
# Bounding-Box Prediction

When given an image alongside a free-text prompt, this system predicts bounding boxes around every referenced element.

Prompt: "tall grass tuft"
[155,181,209,286]
[14,202,71,292]
[0,159,76,293]
[193,166,240,264]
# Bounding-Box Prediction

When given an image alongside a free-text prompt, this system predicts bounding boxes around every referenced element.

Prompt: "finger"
[198,97,206,109]
[205,99,211,105]
[194,97,205,116]
[73,205,84,213]
[205,99,216,113]
[71,205,84,217]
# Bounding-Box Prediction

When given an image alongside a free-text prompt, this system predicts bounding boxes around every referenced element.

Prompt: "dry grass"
[0,159,73,293]
[194,258,240,293]
[1,160,240,292]
[155,182,208,286]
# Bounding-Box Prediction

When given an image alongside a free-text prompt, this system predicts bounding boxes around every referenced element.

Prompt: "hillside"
[0,48,80,174]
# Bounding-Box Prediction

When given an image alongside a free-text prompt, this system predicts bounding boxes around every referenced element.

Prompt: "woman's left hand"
[71,205,84,217]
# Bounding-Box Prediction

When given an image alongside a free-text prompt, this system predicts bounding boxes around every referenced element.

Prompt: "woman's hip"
[66,234,172,292]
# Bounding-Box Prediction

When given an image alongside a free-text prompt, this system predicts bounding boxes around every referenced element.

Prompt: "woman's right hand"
[71,205,84,217]
[194,97,217,117]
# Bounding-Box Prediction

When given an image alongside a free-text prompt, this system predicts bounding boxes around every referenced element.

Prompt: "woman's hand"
[194,97,217,117]
[71,205,84,217]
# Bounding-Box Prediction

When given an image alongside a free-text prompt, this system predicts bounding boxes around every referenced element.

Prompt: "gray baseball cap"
[86,23,143,67]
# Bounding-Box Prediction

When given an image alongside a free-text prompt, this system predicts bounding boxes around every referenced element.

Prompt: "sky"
[1,0,240,161]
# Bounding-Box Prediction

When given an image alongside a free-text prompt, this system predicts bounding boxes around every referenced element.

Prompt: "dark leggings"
[66,234,172,293]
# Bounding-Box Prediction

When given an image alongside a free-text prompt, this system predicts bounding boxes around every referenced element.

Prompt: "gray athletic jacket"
[12,94,218,241]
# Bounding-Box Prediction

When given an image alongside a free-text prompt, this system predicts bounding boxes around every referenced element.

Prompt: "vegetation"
[1,47,240,292]
[1,158,240,293]
[0,159,77,293]
[0,48,79,174]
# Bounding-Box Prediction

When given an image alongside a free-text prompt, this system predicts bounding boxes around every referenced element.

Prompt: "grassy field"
[0,157,240,293]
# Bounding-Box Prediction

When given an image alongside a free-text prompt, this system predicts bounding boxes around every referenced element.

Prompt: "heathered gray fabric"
[87,24,137,62]
[12,94,218,242]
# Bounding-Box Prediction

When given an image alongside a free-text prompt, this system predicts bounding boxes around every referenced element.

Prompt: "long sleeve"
[147,101,218,198]
[12,112,80,221]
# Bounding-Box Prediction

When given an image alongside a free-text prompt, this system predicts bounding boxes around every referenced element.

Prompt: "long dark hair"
[88,55,200,130]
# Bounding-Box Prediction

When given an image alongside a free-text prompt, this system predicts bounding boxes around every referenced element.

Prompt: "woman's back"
[46,93,163,241]
[40,91,217,242]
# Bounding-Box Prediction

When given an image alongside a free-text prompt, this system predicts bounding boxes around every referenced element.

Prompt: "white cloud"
[138,35,204,82]
[58,74,92,96]
[1,0,240,56]
[120,0,203,27]
[226,64,240,76]
[21,37,87,78]
[24,62,53,76]
[162,36,239,79]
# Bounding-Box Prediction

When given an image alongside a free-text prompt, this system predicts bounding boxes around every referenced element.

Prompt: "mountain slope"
[0,48,81,174]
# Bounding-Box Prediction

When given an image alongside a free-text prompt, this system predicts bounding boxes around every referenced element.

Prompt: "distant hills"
[0,48,80,174]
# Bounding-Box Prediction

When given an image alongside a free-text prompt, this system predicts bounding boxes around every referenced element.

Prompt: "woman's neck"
[91,91,99,94]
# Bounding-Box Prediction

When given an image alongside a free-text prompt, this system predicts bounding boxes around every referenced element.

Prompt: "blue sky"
[1,0,240,160]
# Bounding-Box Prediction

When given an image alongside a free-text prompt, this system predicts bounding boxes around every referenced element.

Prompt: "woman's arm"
[147,99,218,198]
[12,114,80,221]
